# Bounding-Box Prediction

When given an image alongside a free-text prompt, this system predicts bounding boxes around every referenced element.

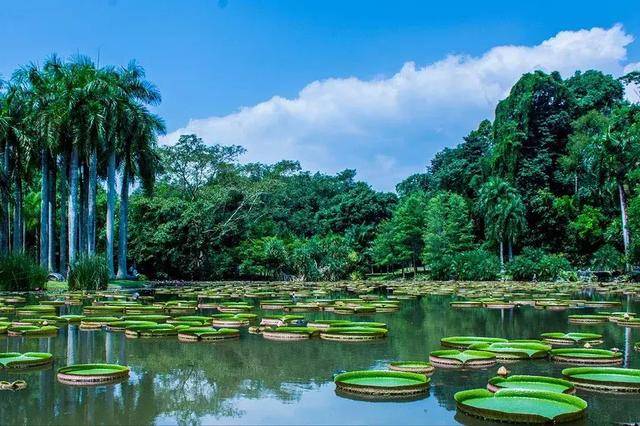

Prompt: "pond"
[1,292,639,425]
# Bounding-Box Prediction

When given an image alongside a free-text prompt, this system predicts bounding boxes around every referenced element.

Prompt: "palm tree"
[116,102,164,279]
[106,62,161,277]
[575,105,640,268]
[478,177,526,271]
[0,87,10,255]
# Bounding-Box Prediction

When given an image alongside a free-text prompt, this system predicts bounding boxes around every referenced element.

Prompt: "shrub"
[68,255,109,291]
[451,249,500,281]
[0,253,47,291]
[507,248,574,281]
[538,254,575,281]
[590,244,624,271]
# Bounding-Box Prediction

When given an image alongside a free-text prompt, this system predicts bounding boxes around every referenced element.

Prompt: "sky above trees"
[1,1,639,189]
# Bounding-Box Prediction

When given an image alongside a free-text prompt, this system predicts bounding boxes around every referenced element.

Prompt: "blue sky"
[1,1,639,190]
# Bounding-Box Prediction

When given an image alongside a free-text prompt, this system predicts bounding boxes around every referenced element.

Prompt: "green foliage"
[507,248,574,281]
[0,254,47,291]
[239,237,289,279]
[423,192,474,279]
[477,177,526,254]
[450,249,500,281]
[590,245,624,271]
[68,255,109,291]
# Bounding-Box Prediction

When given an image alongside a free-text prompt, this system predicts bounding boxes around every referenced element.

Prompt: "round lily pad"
[441,336,508,349]
[429,349,496,369]
[0,352,53,369]
[177,327,240,342]
[541,332,603,346]
[550,348,623,365]
[319,326,387,342]
[57,363,130,386]
[469,342,551,360]
[487,375,575,394]
[568,314,609,325]
[262,326,318,341]
[562,367,640,392]
[455,388,587,423]
[7,325,58,337]
[388,361,434,375]
[334,370,429,399]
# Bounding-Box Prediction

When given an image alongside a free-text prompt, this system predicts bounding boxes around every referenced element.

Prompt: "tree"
[159,134,245,200]
[477,177,526,269]
[116,102,165,279]
[422,192,474,279]
[575,105,640,266]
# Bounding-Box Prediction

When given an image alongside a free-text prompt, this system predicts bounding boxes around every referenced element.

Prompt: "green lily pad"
[488,375,575,394]
[441,336,508,349]
[0,352,53,369]
[455,388,587,423]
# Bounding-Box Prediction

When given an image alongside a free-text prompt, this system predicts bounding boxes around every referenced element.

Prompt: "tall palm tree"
[478,177,526,271]
[0,87,10,255]
[106,62,161,277]
[116,102,164,279]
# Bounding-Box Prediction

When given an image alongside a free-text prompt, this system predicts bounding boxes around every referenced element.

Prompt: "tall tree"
[478,177,526,269]
[116,102,164,279]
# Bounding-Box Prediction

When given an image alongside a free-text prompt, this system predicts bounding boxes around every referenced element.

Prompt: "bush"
[451,249,500,281]
[507,248,574,281]
[68,255,109,291]
[0,253,47,291]
[590,244,624,271]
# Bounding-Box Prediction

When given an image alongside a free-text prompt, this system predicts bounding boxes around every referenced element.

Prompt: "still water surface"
[1,294,639,425]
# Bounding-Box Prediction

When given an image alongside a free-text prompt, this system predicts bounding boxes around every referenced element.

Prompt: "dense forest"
[1,55,640,283]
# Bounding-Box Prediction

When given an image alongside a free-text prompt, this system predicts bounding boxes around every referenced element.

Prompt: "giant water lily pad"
[562,367,640,392]
[320,326,387,342]
[429,350,496,369]
[334,370,429,399]
[57,363,130,386]
[7,325,58,337]
[568,314,609,325]
[550,348,622,365]
[0,352,53,369]
[388,361,434,375]
[541,332,603,346]
[441,336,507,349]
[487,375,575,394]
[455,388,587,423]
[469,342,551,360]
[178,327,240,342]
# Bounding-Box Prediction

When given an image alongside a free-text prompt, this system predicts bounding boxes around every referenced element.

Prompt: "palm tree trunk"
[87,147,97,255]
[48,162,56,271]
[59,154,68,275]
[116,167,129,279]
[68,146,79,269]
[39,149,49,267]
[508,240,513,262]
[79,164,88,255]
[106,149,116,278]
[12,173,23,253]
[499,240,504,273]
[0,145,9,255]
[618,181,631,269]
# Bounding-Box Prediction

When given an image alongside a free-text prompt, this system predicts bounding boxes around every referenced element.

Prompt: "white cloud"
[623,62,640,103]
[162,25,635,191]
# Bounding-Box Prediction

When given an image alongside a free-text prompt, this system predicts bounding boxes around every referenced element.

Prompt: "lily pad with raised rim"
[454,388,587,423]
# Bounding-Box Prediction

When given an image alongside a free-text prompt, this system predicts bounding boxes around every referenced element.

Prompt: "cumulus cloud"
[623,61,640,103]
[162,25,636,191]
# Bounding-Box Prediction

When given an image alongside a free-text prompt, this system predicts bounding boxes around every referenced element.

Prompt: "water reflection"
[0,295,639,424]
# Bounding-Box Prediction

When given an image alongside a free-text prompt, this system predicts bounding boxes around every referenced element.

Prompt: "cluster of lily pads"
[0,283,410,389]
